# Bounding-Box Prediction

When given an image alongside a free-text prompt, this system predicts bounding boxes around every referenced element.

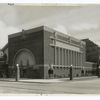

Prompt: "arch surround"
[13,48,36,67]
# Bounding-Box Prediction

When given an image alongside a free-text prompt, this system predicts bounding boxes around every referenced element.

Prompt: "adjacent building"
[0,48,8,78]
[82,39,99,76]
[82,39,100,63]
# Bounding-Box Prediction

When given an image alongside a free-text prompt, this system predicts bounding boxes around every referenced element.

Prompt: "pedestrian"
[81,69,84,76]
[48,64,54,79]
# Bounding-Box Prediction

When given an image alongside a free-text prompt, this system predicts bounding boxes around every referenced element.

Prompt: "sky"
[0,4,100,48]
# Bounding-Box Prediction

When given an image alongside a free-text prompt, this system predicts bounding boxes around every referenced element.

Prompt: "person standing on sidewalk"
[48,64,54,79]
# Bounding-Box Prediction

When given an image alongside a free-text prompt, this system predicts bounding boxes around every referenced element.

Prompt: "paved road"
[0,78,100,94]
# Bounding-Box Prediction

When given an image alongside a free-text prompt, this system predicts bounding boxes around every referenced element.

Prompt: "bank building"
[1,26,96,79]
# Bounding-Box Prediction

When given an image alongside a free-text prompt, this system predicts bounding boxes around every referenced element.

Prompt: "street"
[0,77,100,94]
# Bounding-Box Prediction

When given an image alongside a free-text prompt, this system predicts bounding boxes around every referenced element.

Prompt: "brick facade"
[8,27,44,78]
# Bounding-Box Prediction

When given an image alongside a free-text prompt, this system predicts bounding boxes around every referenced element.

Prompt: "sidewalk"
[0,76,98,83]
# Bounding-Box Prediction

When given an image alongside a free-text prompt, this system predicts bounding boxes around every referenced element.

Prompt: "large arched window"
[13,49,36,67]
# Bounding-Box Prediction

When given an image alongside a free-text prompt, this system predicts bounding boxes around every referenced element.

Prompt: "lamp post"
[98,66,100,78]
[97,55,100,78]
[16,64,20,81]
[98,64,100,78]
[70,64,73,80]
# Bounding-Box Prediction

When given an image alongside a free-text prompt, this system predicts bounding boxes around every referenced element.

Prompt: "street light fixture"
[16,64,20,81]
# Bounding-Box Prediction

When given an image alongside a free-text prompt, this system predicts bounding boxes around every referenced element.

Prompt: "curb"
[0,76,98,83]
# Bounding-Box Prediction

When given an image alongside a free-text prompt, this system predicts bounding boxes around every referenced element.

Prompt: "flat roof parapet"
[8,26,44,39]
[8,25,85,45]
